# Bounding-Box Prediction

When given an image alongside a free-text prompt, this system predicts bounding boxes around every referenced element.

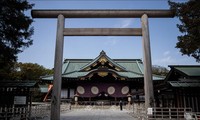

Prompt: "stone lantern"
[127,94,132,102]
[74,94,79,106]
[127,93,132,110]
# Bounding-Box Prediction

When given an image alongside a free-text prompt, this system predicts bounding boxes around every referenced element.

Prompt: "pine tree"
[169,0,200,62]
[0,0,34,79]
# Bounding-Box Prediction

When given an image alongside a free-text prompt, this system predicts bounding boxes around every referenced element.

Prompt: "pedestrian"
[119,100,123,111]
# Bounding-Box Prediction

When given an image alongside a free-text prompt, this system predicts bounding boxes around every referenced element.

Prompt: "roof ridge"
[126,70,144,75]
[79,51,127,72]
[169,65,200,67]
[63,60,70,74]
[62,70,79,75]
[136,60,143,74]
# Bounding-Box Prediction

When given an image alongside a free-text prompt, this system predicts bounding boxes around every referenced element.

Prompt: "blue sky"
[18,0,199,69]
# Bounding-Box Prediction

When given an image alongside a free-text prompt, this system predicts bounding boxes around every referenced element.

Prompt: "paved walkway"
[42,109,136,120]
[61,109,134,120]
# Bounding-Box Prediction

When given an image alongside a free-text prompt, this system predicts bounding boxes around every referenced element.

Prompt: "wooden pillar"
[51,14,65,120]
[180,90,183,108]
[67,88,70,99]
[197,91,200,112]
[141,14,154,110]
[183,93,187,108]
[29,90,32,119]
[177,90,180,108]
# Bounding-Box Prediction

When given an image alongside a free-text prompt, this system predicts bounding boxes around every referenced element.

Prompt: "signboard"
[147,108,153,115]
[14,96,26,105]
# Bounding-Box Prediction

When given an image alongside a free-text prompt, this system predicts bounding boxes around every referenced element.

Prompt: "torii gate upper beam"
[31,9,174,18]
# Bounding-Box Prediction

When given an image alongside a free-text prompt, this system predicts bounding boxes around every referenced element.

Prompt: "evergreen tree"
[0,0,34,79]
[169,0,200,62]
[10,62,53,81]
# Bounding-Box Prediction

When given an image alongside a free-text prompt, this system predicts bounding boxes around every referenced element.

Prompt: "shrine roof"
[168,65,200,77]
[0,81,36,87]
[164,65,200,86]
[169,80,200,87]
[62,71,143,78]
[41,51,164,81]
[61,59,143,74]
[79,51,127,72]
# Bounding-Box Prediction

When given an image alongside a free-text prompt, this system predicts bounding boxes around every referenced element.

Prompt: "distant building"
[0,81,36,119]
[157,65,200,112]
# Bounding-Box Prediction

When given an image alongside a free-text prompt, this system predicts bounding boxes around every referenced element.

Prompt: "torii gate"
[31,9,174,120]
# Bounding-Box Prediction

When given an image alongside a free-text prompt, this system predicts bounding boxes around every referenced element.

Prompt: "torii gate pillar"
[51,14,64,120]
[141,14,154,109]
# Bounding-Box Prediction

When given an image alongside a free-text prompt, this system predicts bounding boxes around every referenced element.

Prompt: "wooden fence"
[0,103,71,120]
[147,107,193,120]
[0,107,28,120]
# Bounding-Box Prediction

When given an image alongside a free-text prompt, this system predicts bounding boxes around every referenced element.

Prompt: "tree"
[0,0,34,79]
[10,62,53,81]
[168,0,200,62]
[152,65,169,76]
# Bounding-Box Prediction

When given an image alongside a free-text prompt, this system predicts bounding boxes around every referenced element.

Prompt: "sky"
[18,0,199,69]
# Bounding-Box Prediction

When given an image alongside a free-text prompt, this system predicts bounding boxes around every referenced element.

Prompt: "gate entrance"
[31,9,174,120]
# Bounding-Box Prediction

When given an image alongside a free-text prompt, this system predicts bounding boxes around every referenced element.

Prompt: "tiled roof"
[169,81,200,87]
[61,59,145,78]
[79,50,127,72]
[42,51,164,81]
[169,65,200,77]
[0,81,36,87]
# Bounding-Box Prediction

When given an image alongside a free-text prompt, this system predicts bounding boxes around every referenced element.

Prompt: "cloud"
[104,37,117,46]
[159,56,174,64]
[103,19,134,46]
[163,51,170,56]
[154,51,175,67]
[115,19,134,28]
[121,19,133,28]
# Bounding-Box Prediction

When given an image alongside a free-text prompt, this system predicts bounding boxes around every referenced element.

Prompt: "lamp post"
[74,94,79,107]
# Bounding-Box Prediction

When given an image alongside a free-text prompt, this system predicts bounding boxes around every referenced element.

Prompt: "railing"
[147,107,192,120]
[184,112,200,120]
[195,112,200,120]
[0,107,28,120]
[0,103,71,120]
[31,104,50,119]
[31,103,71,119]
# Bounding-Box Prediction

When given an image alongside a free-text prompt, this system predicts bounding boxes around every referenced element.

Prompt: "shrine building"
[41,51,164,105]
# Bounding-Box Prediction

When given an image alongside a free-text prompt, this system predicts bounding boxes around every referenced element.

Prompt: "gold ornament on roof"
[92,63,97,67]
[115,67,121,71]
[85,67,91,71]
[88,74,93,78]
[99,57,107,65]
[112,73,117,79]
[80,77,85,80]
[108,63,113,67]
[98,72,108,77]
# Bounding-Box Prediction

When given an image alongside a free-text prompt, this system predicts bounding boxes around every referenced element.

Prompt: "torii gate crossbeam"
[31,9,174,120]
[31,9,173,18]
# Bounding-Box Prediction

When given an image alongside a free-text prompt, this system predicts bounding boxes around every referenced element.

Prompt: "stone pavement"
[41,109,137,120]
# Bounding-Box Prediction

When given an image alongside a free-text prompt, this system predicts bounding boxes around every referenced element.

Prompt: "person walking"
[119,100,123,111]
